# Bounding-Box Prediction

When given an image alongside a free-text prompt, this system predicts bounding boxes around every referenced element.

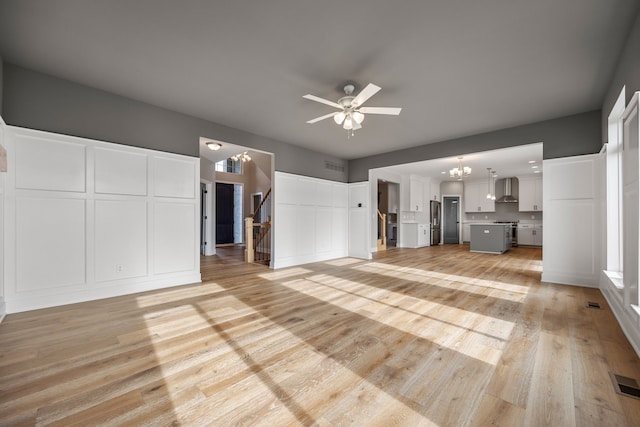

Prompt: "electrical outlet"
[484,215,488,219]
[531,215,535,219]
[471,215,475,220]
[116,264,124,272]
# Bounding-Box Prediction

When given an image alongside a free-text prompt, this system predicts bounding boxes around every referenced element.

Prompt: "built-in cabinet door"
[518,225,535,245]
[462,224,471,242]
[429,180,440,202]
[519,175,543,211]
[409,177,424,211]
[464,181,495,212]
[533,225,543,246]
[418,224,429,246]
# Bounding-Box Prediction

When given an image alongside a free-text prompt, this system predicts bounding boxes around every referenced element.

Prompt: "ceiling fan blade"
[351,83,381,107]
[359,106,402,115]
[303,94,342,109]
[306,112,337,124]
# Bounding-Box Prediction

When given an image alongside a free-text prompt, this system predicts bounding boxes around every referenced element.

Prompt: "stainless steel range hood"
[496,178,518,203]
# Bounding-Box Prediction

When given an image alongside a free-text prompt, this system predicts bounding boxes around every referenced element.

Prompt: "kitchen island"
[469,223,512,254]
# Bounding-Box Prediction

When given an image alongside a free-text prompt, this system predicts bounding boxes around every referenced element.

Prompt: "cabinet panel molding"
[15,133,86,192]
[95,148,147,196]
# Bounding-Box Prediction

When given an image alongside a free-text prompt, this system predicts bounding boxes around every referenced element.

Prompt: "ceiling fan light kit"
[303,83,401,137]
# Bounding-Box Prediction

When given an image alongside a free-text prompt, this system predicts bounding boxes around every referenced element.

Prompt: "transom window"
[215,158,241,174]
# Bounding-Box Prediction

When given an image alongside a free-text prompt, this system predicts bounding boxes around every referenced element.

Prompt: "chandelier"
[231,151,251,162]
[449,157,471,179]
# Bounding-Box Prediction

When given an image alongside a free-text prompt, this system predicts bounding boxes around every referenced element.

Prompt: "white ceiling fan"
[303,83,402,134]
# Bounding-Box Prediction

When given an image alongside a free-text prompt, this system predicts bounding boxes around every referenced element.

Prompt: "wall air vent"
[325,161,345,172]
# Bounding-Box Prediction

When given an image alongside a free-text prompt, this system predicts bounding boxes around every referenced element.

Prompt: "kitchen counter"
[469,223,512,254]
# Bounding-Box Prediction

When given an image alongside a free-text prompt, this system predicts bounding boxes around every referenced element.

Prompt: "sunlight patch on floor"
[258,267,313,280]
[281,275,514,365]
[134,282,226,308]
[358,262,529,300]
[323,258,365,267]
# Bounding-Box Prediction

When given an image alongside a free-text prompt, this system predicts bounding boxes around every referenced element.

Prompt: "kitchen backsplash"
[464,202,543,223]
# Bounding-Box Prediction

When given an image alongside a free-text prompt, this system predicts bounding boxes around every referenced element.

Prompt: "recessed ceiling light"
[534,170,541,173]
[206,142,222,151]
[528,160,536,164]
[531,165,539,169]
[441,171,447,174]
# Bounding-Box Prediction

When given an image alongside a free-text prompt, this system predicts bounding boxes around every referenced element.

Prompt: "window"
[621,92,639,310]
[606,87,625,277]
[215,158,241,174]
[607,87,640,313]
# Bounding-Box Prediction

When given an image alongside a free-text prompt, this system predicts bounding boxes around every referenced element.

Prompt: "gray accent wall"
[602,10,640,138]
[348,111,602,182]
[2,63,348,182]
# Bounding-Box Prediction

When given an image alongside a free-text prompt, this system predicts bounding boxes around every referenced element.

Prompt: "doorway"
[443,196,460,244]
[216,183,243,245]
[200,180,214,256]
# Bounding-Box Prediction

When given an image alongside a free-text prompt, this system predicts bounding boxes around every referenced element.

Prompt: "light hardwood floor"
[1,245,640,426]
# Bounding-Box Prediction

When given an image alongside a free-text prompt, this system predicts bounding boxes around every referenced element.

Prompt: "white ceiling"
[378,142,543,181]
[0,1,637,160]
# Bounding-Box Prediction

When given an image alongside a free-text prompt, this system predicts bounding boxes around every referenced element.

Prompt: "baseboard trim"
[600,284,640,358]
[273,251,350,269]
[5,272,202,314]
[541,272,598,288]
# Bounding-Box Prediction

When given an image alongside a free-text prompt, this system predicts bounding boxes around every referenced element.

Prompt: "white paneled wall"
[542,153,603,287]
[273,172,349,268]
[349,181,370,259]
[0,118,6,320]
[3,127,201,313]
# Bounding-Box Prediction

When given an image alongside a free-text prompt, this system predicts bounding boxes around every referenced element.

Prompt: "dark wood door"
[443,196,460,244]
[216,183,234,244]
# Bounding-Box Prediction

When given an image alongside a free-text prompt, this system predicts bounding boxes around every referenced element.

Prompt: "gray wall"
[1,63,348,182]
[348,110,601,182]
[602,10,640,138]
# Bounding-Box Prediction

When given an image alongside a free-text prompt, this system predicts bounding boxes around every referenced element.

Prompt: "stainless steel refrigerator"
[430,200,441,245]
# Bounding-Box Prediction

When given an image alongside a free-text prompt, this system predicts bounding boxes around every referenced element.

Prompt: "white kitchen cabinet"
[401,223,417,248]
[517,224,536,246]
[464,181,495,213]
[429,180,441,202]
[462,223,471,242]
[401,223,429,248]
[533,225,543,246]
[407,175,424,212]
[519,175,543,211]
[418,224,429,246]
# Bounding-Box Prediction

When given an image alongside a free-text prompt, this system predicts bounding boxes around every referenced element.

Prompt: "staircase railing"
[245,188,272,264]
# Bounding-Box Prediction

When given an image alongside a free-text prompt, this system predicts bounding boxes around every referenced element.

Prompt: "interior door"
[443,196,460,244]
[200,183,207,254]
[216,183,235,244]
